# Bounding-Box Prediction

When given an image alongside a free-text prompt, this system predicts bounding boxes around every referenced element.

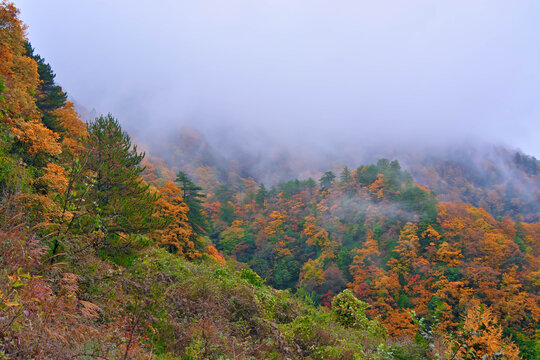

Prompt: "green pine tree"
[175,170,207,235]
[82,114,160,238]
[319,171,336,190]
[24,42,67,132]
[255,183,267,207]
[340,166,351,184]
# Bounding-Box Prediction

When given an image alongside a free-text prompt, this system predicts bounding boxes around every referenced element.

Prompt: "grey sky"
[13,0,540,157]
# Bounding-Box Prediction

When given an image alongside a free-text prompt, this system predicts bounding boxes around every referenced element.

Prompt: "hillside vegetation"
[0,2,538,359]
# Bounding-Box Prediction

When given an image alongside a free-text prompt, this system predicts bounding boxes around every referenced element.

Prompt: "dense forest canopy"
[1,2,539,359]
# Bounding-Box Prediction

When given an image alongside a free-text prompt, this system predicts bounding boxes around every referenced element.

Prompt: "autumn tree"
[153,181,198,258]
[451,301,520,360]
[298,258,325,294]
[219,220,245,254]
[349,229,381,299]
[0,2,65,225]
[0,3,61,169]
[389,222,420,274]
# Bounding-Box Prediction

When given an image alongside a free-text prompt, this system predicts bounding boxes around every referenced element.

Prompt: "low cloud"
[14,0,540,157]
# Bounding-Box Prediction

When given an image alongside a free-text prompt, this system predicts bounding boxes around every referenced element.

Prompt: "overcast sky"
[12,0,540,157]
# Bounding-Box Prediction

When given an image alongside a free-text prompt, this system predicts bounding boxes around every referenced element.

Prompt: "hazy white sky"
[12,0,540,157]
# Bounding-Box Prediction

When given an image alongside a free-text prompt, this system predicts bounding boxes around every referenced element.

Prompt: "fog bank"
[13,0,540,157]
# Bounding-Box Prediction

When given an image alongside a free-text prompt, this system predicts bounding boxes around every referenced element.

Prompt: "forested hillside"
[1,2,538,359]
[197,160,539,356]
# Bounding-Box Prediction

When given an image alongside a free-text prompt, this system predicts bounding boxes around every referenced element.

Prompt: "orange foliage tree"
[153,181,198,258]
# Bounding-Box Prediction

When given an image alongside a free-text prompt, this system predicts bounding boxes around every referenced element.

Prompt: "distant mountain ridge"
[139,126,540,221]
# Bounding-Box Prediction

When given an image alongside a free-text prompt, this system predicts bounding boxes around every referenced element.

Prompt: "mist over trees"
[137,126,540,222]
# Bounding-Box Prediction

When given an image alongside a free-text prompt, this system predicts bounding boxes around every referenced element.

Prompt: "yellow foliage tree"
[453,300,520,360]
[153,181,198,258]
[436,241,463,267]
[391,222,420,273]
